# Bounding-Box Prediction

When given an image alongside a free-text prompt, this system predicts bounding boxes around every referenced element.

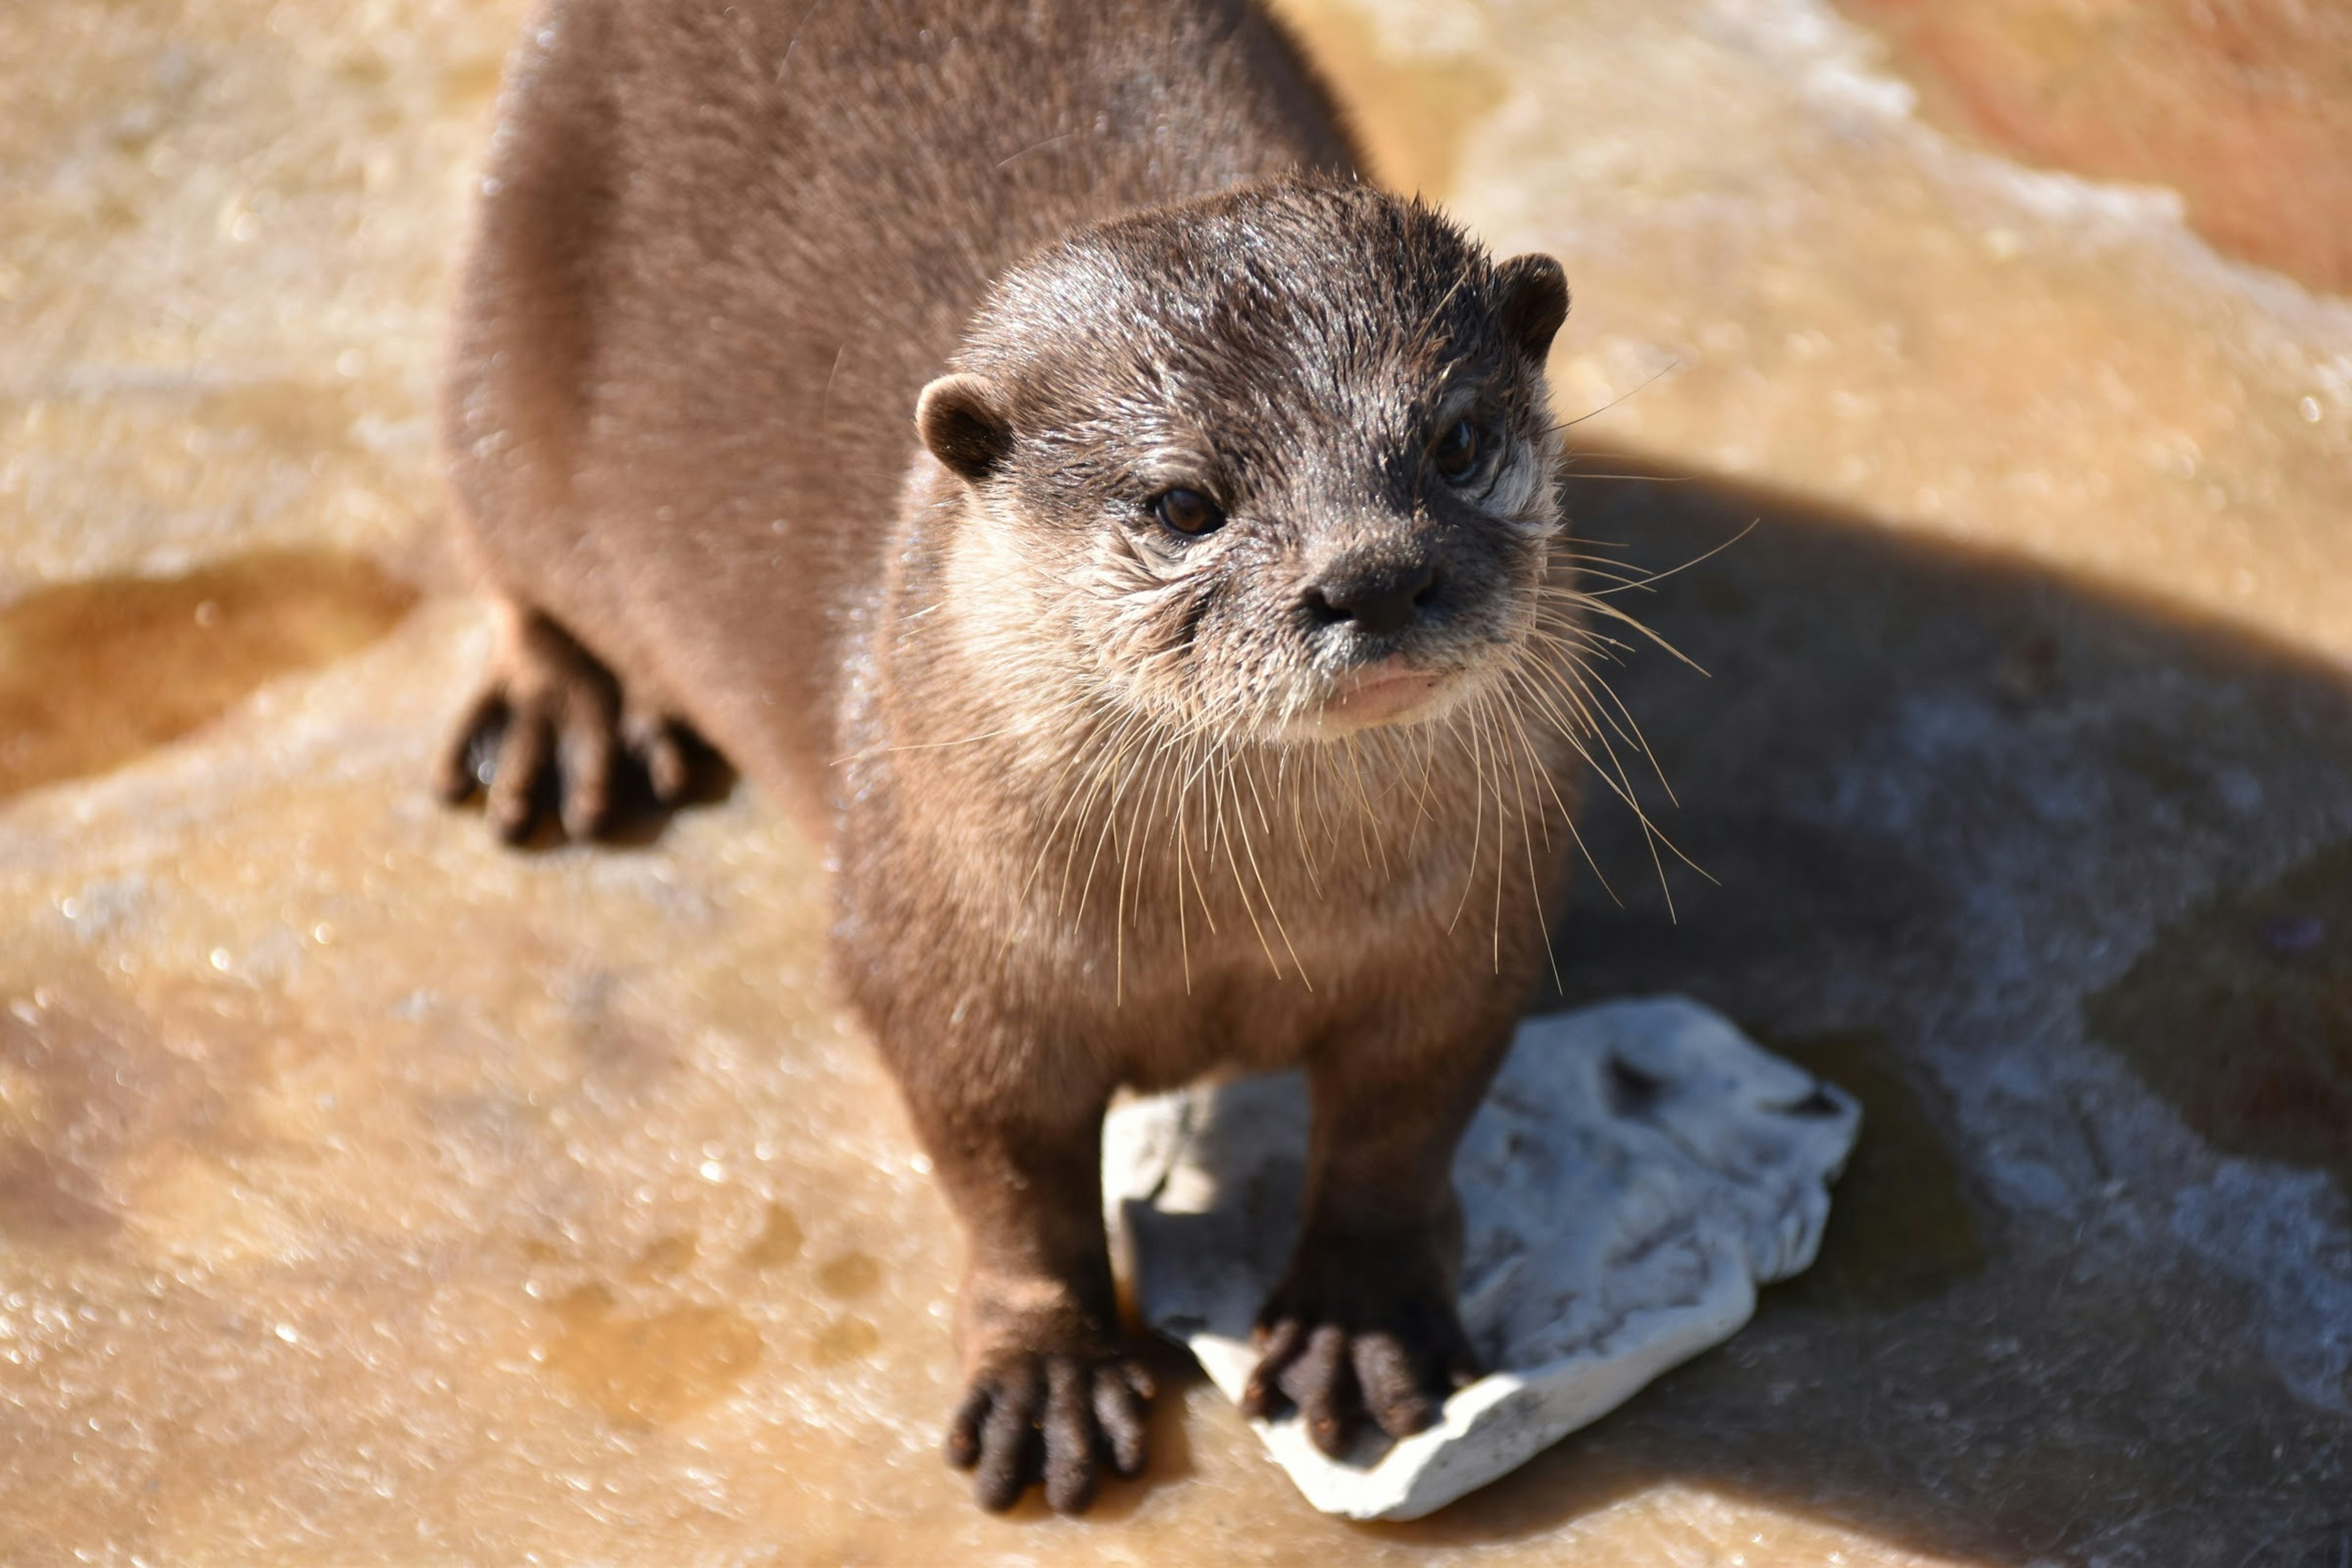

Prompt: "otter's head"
[917,179,1569,744]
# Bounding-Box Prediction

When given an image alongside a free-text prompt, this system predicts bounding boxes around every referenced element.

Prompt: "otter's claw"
[946,1351,1155,1513]
[1243,1273,1477,1457]
[437,607,701,845]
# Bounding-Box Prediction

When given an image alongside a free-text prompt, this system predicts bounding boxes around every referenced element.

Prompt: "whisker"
[1587,516,1760,599]
[1447,702,1489,934]
[1496,688,1565,995]
[1542,358,1681,435]
[1229,759,1311,989]
[1498,666,1619,907]
[1479,698,1508,972]
[1507,651,1709,896]
[1213,748,1287,983]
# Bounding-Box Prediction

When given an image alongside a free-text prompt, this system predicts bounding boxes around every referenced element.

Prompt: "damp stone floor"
[3,1,2350,1564]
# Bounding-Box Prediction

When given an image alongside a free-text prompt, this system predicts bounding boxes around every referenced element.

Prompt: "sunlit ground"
[3,1,2348,1562]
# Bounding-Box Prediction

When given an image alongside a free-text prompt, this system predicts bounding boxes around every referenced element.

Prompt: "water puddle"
[2087,837,2352,1191]
[0,551,416,801]
[816,1250,881,1298]
[810,1315,881,1366]
[1765,1028,1986,1310]
[741,1202,805,1268]
[544,1283,764,1427]
[630,1231,699,1280]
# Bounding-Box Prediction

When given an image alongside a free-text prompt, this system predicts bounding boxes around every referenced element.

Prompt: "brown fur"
[441,0,1591,1514]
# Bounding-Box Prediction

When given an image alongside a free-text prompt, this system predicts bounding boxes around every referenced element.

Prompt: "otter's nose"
[1303,556,1439,638]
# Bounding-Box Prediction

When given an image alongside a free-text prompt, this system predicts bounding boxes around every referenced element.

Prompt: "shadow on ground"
[1358,454,2352,1565]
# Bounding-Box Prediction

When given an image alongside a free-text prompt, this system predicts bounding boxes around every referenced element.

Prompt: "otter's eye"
[1433,418,1482,484]
[1152,488,1225,538]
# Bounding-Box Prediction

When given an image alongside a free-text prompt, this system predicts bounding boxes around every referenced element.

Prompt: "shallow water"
[4,0,2350,1562]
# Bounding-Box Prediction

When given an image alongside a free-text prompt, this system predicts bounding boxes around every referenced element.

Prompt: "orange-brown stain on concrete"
[1834,0,2352,293]
[0,551,415,801]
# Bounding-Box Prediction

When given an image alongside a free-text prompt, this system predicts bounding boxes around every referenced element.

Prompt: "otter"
[439,0,1586,1515]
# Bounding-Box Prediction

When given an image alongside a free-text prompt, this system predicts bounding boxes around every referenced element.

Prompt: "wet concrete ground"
[3,0,2350,1564]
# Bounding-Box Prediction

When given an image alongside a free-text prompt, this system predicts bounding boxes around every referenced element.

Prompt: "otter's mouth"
[1315,660,1455,734]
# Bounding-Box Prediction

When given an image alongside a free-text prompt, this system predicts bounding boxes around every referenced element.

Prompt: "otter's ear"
[1494,254,1570,362]
[916,373,1014,483]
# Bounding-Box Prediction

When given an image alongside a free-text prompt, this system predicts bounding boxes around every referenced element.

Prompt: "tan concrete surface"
[4,1,2349,1563]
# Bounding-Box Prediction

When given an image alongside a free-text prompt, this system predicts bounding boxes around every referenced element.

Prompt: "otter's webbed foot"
[436,605,701,844]
[1242,1238,1478,1458]
[946,1346,1155,1514]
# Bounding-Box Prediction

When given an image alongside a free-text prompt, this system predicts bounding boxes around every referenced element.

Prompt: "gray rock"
[1102,995,1861,1520]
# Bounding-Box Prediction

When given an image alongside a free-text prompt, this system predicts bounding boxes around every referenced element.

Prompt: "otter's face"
[918,183,1570,746]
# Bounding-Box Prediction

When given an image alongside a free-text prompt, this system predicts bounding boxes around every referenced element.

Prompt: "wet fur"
[443,0,1592,1514]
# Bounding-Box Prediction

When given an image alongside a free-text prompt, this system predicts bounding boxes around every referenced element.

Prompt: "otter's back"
[446,0,1356,824]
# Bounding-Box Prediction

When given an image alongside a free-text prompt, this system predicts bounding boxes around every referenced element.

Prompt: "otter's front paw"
[945,1350,1155,1513]
[437,609,699,845]
[1242,1256,1478,1458]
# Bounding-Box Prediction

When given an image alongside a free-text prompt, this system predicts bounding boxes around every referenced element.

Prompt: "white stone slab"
[1102,995,1861,1521]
